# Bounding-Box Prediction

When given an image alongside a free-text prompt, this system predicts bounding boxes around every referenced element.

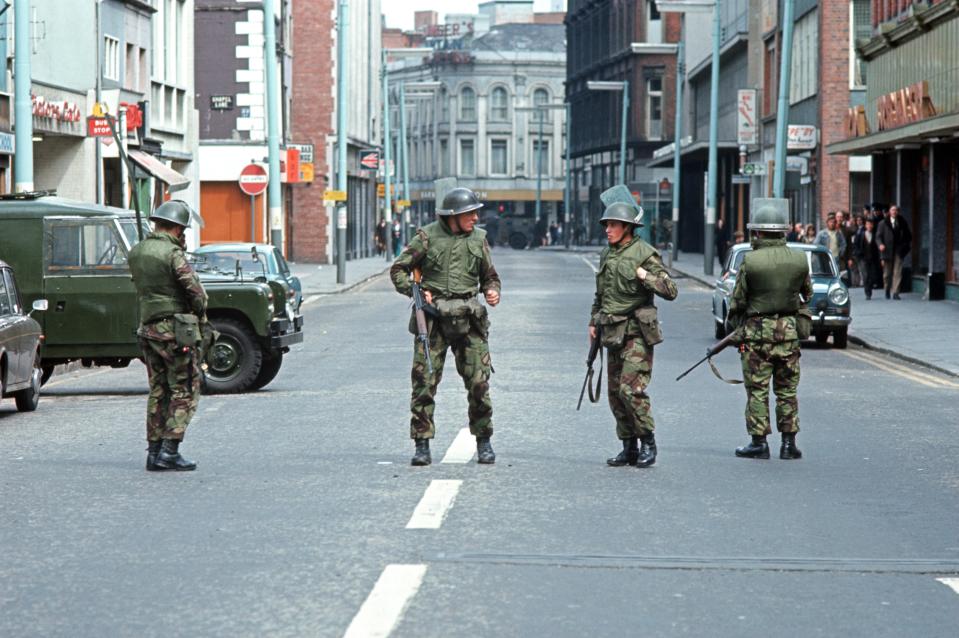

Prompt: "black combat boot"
[607,437,639,467]
[154,439,197,471]
[780,432,803,460]
[411,439,431,466]
[636,434,657,468]
[735,435,770,459]
[146,440,163,471]
[476,437,496,464]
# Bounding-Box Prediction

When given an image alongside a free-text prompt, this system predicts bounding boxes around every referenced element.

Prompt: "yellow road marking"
[841,349,959,390]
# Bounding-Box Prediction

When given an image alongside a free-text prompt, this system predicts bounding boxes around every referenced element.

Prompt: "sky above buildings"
[383,0,562,30]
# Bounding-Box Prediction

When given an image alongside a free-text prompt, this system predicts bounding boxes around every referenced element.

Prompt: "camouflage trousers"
[741,340,801,436]
[409,324,493,440]
[607,336,656,440]
[140,337,201,442]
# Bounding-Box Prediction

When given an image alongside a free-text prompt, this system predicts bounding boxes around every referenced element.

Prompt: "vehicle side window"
[45,220,129,274]
[0,270,11,316]
[274,249,291,276]
[810,252,835,277]
[2,269,22,314]
[730,249,748,273]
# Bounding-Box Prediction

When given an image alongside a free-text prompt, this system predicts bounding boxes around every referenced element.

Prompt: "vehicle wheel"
[250,351,283,391]
[814,331,829,347]
[833,327,848,349]
[202,318,263,394]
[40,364,55,386]
[508,232,528,250]
[714,319,726,340]
[15,353,42,412]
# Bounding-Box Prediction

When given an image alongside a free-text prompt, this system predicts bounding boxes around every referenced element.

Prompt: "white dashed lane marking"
[440,427,475,464]
[938,578,959,596]
[405,479,463,530]
[343,564,428,638]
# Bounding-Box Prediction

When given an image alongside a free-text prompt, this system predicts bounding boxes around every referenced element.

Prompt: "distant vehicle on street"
[0,261,47,412]
[194,242,303,310]
[0,193,303,393]
[711,242,852,348]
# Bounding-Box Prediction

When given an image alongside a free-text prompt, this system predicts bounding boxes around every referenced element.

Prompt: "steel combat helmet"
[746,198,791,232]
[150,199,198,228]
[437,187,483,216]
[600,202,645,227]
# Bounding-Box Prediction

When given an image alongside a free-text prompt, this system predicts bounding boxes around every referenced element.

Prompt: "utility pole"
[773,0,796,198]
[14,0,33,192]
[618,80,629,187]
[95,0,103,204]
[671,15,685,260]
[381,48,393,261]
[704,0,722,276]
[535,109,543,225]
[564,102,571,249]
[399,82,410,248]
[263,0,283,250]
[335,0,349,284]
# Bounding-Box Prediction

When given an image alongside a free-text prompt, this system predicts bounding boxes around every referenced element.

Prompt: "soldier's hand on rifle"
[635,266,649,281]
[485,290,500,306]
[589,325,597,341]
[424,290,433,305]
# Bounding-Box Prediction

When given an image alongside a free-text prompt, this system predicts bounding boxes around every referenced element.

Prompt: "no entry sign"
[239,164,269,196]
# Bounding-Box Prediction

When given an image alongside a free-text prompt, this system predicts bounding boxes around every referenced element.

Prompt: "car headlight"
[828,286,849,306]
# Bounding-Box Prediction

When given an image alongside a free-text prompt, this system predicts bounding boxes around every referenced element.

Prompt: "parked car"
[193,242,303,310]
[0,193,303,393]
[711,242,852,348]
[0,261,47,412]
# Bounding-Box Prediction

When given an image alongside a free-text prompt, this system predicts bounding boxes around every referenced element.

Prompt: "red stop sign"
[239,164,269,196]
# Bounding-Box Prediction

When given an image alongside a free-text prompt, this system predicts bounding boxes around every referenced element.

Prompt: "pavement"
[289,254,393,296]
[4,249,959,636]
[665,250,959,377]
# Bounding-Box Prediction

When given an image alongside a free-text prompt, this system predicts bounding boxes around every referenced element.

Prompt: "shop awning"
[827,112,959,156]
[646,141,740,168]
[128,149,190,192]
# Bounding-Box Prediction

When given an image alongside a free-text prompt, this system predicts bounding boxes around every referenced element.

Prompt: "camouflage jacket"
[590,237,678,325]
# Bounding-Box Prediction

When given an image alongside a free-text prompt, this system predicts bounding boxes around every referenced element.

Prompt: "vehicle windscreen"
[118,219,152,247]
[810,251,836,277]
[274,249,291,276]
[196,251,268,276]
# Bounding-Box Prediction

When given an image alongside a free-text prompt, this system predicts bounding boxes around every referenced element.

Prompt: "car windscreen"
[810,251,836,277]
[118,219,152,247]
[273,249,291,276]
[197,251,268,275]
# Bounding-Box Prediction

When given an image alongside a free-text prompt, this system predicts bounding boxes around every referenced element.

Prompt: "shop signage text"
[787,125,817,150]
[737,90,757,146]
[877,80,937,132]
[87,116,113,137]
[844,105,870,138]
[210,95,233,110]
[32,95,82,123]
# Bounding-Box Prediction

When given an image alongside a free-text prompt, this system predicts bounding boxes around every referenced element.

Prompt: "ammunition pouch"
[796,308,812,340]
[434,297,486,342]
[631,306,663,346]
[172,313,202,349]
[595,312,630,349]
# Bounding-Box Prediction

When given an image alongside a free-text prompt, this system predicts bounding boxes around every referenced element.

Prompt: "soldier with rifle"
[725,199,813,460]
[390,187,501,466]
[589,199,678,468]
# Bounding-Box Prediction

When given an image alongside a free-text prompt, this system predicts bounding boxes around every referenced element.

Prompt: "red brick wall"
[291,0,334,262]
[819,3,850,220]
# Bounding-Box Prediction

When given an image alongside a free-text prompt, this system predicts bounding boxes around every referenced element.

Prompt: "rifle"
[675,329,742,383]
[576,327,604,410]
[411,268,436,375]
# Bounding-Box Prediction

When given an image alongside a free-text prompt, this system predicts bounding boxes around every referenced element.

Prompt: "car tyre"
[814,331,829,347]
[40,364,55,386]
[202,317,263,394]
[508,232,528,250]
[15,352,42,412]
[250,350,283,391]
[714,319,726,340]
[833,327,848,349]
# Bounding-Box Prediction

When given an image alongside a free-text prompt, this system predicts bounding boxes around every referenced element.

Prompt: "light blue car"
[194,243,303,311]
[711,242,852,348]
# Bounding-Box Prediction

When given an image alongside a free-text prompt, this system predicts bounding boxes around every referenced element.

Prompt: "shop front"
[30,84,92,200]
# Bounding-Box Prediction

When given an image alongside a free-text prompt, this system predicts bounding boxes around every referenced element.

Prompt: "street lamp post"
[397,82,440,248]
[586,80,630,188]
[773,0,796,198]
[335,0,349,284]
[518,103,567,240]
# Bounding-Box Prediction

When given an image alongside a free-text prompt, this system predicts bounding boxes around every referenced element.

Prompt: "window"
[460,86,476,121]
[490,87,509,121]
[138,48,148,92]
[104,36,120,81]
[46,221,128,273]
[790,10,818,104]
[459,139,475,176]
[2,270,21,314]
[125,43,136,89]
[763,38,778,117]
[490,139,508,175]
[646,75,663,140]
[532,140,550,176]
[0,270,11,316]
[440,139,449,175]
[646,1,663,44]
[850,0,871,89]
[533,88,551,122]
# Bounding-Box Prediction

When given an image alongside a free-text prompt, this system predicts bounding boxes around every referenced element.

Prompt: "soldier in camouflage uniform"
[391,188,501,466]
[726,199,813,460]
[128,200,208,472]
[590,202,678,468]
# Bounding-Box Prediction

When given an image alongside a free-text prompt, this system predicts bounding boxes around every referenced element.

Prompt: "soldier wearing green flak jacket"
[590,202,678,469]
[128,200,208,472]
[391,187,502,467]
[726,199,813,460]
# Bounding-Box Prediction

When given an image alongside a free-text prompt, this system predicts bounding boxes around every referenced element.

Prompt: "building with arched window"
[385,17,567,249]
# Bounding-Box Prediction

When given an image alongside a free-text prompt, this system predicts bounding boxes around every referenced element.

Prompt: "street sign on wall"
[741,162,767,176]
[359,150,379,170]
[289,143,314,164]
[86,116,113,137]
[238,164,269,196]
[787,125,818,150]
[737,90,757,146]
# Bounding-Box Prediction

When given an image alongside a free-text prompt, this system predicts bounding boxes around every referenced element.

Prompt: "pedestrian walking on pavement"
[815,212,847,265]
[128,200,209,472]
[853,216,882,300]
[877,204,912,300]
[590,200,678,469]
[390,187,502,466]
[726,199,813,461]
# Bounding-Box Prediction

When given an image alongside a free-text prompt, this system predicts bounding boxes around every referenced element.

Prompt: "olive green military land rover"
[0,194,303,393]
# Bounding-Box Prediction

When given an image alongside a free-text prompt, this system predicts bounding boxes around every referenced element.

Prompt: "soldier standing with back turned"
[129,200,208,472]
[590,202,678,469]
[391,188,501,466]
[726,199,813,460]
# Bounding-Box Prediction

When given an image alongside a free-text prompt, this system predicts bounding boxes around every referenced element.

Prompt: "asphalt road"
[2,248,958,637]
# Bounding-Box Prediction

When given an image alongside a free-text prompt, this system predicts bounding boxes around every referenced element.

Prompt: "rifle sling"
[708,356,743,385]
[587,347,604,403]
